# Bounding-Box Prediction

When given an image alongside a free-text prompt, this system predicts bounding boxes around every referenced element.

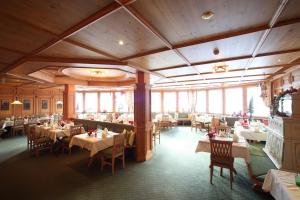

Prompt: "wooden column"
[134,71,152,161]
[63,84,75,120]
[222,88,225,115]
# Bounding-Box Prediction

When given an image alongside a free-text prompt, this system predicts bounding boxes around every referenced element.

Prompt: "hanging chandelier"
[212,63,229,73]
[11,96,22,105]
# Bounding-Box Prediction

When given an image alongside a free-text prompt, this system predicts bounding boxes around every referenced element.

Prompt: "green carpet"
[0,127,273,200]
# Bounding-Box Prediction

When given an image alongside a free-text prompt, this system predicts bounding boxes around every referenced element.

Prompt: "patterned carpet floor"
[0,126,273,200]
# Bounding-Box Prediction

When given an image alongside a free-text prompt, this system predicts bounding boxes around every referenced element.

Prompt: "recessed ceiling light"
[118,40,124,45]
[201,11,214,20]
[278,59,281,62]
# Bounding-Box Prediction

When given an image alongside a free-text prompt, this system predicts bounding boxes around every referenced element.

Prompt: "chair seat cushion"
[35,137,52,144]
[101,147,123,157]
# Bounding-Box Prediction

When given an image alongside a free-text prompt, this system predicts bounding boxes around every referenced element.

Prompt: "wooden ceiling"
[0,0,300,89]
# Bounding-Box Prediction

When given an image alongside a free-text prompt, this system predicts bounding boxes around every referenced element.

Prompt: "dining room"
[1,0,300,200]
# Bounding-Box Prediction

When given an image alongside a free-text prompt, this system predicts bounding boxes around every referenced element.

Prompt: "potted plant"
[248,97,254,121]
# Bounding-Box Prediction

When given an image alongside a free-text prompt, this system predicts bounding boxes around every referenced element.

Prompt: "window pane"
[225,88,243,115]
[208,89,223,114]
[178,91,189,112]
[151,92,161,113]
[247,87,270,117]
[75,92,83,113]
[115,92,128,112]
[163,92,176,112]
[100,92,113,112]
[196,91,206,113]
[85,93,98,112]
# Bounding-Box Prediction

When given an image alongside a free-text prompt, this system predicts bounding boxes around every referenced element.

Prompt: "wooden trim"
[27,57,126,65]
[1,2,124,73]
[0,46,27,55]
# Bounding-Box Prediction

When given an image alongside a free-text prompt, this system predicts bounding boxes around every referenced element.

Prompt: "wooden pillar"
[63,84,75,120]
[97,92,100,113]
[134,71,152,161]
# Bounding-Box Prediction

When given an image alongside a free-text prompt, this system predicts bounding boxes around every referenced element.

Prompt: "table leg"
[88,157,94,167]
[245,161,263,190]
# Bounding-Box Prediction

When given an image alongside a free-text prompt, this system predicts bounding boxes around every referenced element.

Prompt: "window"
[100,92,113,112]
[208,89,223,114]
[195,91,206,113]
[151,92,161,113]
[163,92,176,112]
[115,92,128,112]
[85,93,98,112]
[247,87,270,117]
[75,92,83,113]
[225,88,243,115]
[178,91,189,112]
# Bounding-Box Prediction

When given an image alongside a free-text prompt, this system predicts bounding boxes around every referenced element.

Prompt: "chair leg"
[100,157,104,172]
[112,158,115,176]
[122,153,125,169]
[158,134,160,144]
[230,168,233,189]
[210,165,213,184]
[220,167,223,177]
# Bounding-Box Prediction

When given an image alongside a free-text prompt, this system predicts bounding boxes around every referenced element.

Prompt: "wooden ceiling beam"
[27,56,126,65]
[1,1,125,73]
[121,17,300,61]
[150,48,300,72]
[0,46,27,55]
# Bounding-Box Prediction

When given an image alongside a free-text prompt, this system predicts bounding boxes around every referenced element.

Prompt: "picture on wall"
[23,99,31,110]
[0,99,10,111]
[41,100,48,110]
[56,101,63,110]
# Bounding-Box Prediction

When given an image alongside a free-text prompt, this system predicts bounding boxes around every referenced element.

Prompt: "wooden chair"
[29,126,53,157]
[209,139,234,189]
[12,118,24,136]
[100,134,125,176]
[152,123,161,145]
[210,118,220,132]
[61,125,82,154]
[24,124,33,149]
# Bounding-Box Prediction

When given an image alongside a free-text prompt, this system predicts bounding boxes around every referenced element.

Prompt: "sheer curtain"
[208,89,223,114]
[100,92,113,112]
[225,88,243,115]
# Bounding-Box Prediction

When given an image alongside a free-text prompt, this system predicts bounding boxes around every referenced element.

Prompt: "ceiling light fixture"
[212,63,229,73]
[11,96,22,105]
[90,70,103,76]
[118,40,124,45]
[201,11,215,20]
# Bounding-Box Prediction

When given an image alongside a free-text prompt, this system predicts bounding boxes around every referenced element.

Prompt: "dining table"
[234,121,268,142]
[35,125,85,143]
[69,131,118,166]
[263,169,300,200]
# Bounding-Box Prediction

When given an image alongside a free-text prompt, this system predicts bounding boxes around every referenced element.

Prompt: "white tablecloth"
[36,126,69,143]
[235,126,267,141]
[69,132,118,157]
[195,136,250,163]
[263,169,300,200]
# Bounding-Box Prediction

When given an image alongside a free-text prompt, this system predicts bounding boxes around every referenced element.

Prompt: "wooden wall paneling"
[69,9,165,58]
[128,50,186,70]
[38,41,111,59]
[131,0,277,45]
[259,23,300,53]
[0,48,24,64]
[0,0,115,34]
[0,16,55,53]
[20,96,34,116]
[178,31,263,64]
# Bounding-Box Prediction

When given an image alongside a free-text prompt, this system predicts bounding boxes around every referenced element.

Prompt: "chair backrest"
[70,125,82,137]
[14,118,24,126]
[29,126,39,140]
[211,118,220,131]
[210,139,233,162]
[112,134,125,156]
